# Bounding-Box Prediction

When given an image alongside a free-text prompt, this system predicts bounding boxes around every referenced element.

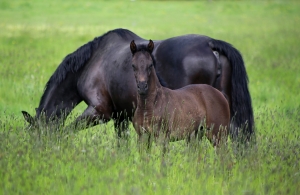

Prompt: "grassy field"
[1,0,300,194]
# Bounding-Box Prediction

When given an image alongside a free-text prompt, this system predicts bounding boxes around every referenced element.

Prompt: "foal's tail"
[209,39,254,143]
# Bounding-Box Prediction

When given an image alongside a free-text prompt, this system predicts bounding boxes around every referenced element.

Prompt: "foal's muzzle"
[137,81,148,95]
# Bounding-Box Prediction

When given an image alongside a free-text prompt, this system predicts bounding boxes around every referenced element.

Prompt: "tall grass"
[0,1,299,194]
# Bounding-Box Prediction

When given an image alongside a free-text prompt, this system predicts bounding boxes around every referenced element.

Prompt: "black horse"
[22,28,254,142]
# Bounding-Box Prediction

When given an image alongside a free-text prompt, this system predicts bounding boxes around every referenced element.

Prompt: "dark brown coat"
[131,40,230,146]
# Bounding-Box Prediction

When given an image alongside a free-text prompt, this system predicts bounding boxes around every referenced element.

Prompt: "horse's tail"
[209,39,254,143]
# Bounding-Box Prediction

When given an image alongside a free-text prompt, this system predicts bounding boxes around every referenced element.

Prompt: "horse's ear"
[148,40,154,53]
[130,40,137,54]
[22,111,34,125]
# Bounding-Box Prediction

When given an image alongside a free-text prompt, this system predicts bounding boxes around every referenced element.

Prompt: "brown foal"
[130,40,230,148]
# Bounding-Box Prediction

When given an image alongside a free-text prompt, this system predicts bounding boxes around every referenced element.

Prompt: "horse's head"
[21,108,55,130]
[130,40,155,96]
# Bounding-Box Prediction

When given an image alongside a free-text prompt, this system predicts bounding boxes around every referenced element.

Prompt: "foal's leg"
[205,124,228,148]
[186,127,203,152]
[162,137,170,156]
[137,133,153,154]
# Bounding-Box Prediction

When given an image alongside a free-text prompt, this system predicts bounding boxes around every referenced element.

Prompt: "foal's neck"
[137,68,162,110]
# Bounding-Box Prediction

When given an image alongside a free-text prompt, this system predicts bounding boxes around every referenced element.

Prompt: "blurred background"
[0,1,299,194]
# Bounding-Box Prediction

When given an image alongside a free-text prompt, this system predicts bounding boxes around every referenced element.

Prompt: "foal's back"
[160,84,230,143]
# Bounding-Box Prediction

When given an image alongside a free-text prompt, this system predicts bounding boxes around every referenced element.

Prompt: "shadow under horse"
[22,28,254,143]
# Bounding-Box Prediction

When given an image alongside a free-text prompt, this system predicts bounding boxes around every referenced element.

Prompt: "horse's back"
[154,35,218,89]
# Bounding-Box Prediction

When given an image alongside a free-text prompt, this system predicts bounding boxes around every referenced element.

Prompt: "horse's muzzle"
[137,81,148,95]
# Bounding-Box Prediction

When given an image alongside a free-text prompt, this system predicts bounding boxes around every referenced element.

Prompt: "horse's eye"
[149,64,153,68]
[132,64,136,70]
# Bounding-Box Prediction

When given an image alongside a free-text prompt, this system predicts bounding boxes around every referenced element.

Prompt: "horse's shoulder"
[99,28,145,45]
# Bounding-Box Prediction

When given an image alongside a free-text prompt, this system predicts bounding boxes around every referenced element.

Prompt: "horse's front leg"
[66,104,112,132]
[114,114,131,139]
[114,118,131,148]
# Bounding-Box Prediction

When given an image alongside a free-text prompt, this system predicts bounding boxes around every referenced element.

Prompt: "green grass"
[1,1,300,194]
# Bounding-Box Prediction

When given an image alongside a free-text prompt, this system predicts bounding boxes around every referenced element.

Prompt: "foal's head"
[130,40,155,96]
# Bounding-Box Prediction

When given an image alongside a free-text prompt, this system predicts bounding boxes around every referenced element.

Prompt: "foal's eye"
[149,64,153,68]
[132,64,136,70]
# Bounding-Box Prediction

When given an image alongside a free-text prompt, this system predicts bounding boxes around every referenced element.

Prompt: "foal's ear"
[148,40,154,53]
[130,40,137,54]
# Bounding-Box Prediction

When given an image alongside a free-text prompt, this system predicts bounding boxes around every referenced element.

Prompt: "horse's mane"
[39,28,134,108]
[134,44,167,87]
[47,28,133,86]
